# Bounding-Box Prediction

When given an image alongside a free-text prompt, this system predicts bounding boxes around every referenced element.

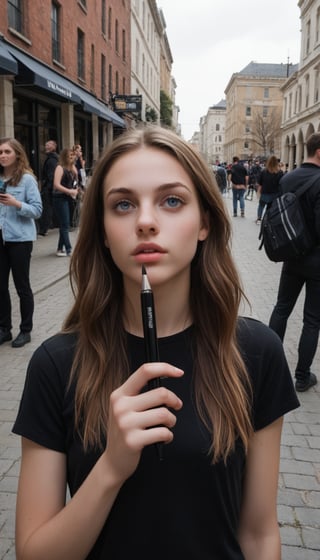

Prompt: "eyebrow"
[106,182,191,198]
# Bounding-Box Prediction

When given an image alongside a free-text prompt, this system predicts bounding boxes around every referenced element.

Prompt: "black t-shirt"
[13,317,299,560]
[258,169,283,195]
[230,163,248,186]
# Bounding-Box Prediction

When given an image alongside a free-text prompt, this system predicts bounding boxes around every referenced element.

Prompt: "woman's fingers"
[116,362,184,397]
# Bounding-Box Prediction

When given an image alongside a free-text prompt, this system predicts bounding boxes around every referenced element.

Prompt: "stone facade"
[199,100,226,165]
[281,0,320,168]
[224,62,297,164]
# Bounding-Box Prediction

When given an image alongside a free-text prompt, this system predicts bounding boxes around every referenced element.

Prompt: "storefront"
[0,39,125,179]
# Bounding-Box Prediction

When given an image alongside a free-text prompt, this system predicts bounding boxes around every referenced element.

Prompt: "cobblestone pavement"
[0,197,319,559]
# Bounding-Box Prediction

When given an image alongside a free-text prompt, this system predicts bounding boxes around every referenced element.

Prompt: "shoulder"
[23,332,78,399]
[21,173,37,186]
[237,316,281,354]
[237,317,299,429]
[33,331,77,364]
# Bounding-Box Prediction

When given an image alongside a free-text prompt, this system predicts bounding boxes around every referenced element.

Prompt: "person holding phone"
[13,127,299,559]
[52,148,79,256]
[0,138,42,348]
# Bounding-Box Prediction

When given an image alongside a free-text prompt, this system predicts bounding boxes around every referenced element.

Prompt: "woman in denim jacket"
[0,138,42,348]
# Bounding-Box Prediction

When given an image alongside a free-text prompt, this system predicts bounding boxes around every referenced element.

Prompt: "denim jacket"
[0,173,42,242]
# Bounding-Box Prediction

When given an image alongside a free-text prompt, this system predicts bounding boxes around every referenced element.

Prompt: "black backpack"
[258,174,319,262]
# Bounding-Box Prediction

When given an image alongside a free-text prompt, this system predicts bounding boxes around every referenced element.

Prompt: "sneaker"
[67,250,72,256]
[233,213,237,217]
[241,212,245,218]
[295,372,317,392]
[12,331,31,348]
[256,219,261,225]
[56,250,67,257]
[0,329,12,345]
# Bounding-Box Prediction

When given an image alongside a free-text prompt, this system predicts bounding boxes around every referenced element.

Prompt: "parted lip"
[132,243,166,255]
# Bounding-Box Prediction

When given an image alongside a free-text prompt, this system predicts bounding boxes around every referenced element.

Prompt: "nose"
[136,202,159,235]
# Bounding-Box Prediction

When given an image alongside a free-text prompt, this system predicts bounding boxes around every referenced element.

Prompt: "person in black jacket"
[38,140,58,236]
[269,132,320,392]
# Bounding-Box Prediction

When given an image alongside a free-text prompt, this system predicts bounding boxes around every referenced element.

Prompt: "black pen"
[140,265,164,460]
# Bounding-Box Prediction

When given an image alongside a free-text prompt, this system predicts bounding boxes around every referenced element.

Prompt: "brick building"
[0,0,131,177]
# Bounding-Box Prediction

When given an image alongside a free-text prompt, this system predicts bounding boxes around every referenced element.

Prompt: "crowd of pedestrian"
[0,137,87,348]
[0,126,319,559]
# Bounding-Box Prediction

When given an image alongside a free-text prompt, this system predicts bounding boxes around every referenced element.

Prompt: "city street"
[0,196,319,559]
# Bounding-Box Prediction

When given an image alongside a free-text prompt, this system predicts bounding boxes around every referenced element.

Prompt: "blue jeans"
[257,193,277,220]
[232,188,246,214]
[0,232,34,333]
[269,248,320,379]
[53,196,72,254]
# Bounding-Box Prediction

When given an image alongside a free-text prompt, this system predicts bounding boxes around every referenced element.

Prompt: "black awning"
[0,42,18,75]
[6,44,125,126]
[7,44,82,104]
[80,90,125,127]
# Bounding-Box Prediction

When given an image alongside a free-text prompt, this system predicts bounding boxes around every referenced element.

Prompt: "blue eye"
[165,196,182,208]
[115,200,132,211]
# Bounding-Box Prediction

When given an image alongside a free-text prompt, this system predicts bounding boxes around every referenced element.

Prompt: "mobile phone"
[0,179,7,194]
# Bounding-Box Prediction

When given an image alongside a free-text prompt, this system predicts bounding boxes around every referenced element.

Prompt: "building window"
[316,8,320,43]
[264,87,269,98]
[115,71,119,93]
[77,29,85,80]
[79,0,87,8]
[306,20,311,55]
[115,19,119,53]
[215,123,220,131]
[245,106,251,117]
[90,44,95,92]
[136,39,140,74]
[101,0,106,35]
[262,106,268,118]
[245,125,250,133]
[8,0,23,33]
[108,7,112,40]
[305,74,310,108]
[122,29,126,61]
[51,2,60,62]
[244,141,249,149]
[315,69,319,103]
[101,54,106,100]
[108,64,112,95]
[122,77,125,94]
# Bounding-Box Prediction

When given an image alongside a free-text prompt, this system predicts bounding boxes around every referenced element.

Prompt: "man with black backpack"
[269,132,320,392]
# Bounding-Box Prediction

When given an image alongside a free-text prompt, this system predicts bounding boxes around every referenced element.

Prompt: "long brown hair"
[64,126,253,463]
[0,137,35,185]
[265,155,280,174]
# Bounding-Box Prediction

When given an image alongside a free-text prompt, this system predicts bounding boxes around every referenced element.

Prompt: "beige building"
[224,62,297,164]
[281,0,320,168]
[130,0,162,123]
[199,100,226,165]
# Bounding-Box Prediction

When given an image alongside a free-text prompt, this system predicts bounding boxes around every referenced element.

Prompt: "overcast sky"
[158,0,301,140]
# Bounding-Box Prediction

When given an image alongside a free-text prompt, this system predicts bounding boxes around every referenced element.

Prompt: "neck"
[2,166,14,178]
[123,272,192,338]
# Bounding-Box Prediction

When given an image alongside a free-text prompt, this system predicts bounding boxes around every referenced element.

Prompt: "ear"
[198,211,209,241]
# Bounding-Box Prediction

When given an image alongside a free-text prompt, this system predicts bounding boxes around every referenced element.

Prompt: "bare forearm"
[17,455,123,560]
[239,531,281,560]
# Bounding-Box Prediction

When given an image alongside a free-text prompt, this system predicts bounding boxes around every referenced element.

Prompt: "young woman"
[256,155,283,224]
[52,148,79,256]
[0,138,42,348]
[13,126,299,560]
